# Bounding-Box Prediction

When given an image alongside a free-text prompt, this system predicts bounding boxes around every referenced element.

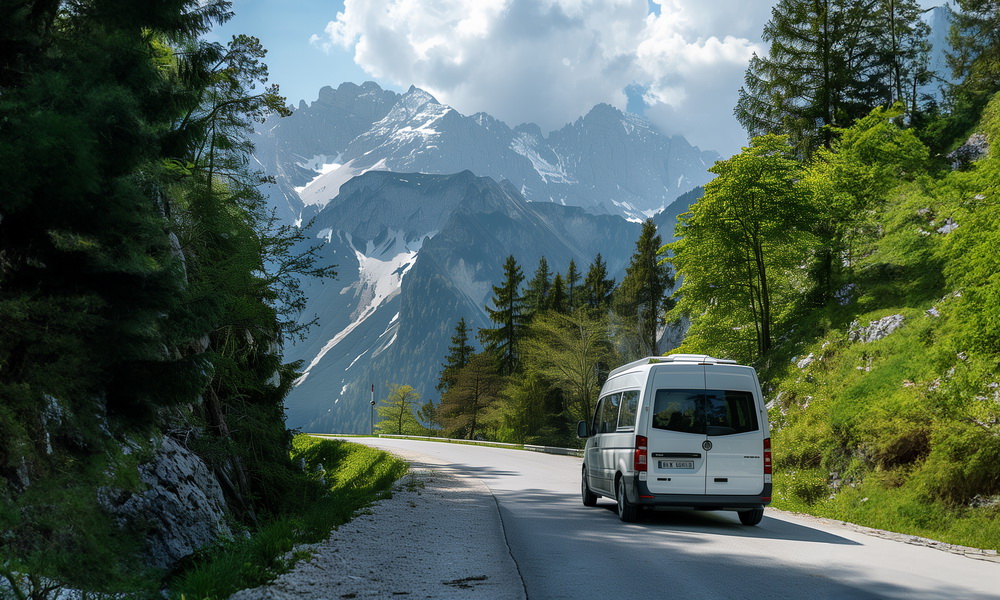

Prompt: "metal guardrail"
[311,433,584,458]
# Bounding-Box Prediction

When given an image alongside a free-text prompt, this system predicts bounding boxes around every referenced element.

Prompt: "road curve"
[354,438,1000,600]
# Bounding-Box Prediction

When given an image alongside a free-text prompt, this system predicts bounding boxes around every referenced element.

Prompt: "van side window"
[595,393,620,433]
[617,390,639,430]
[651,389,759,435]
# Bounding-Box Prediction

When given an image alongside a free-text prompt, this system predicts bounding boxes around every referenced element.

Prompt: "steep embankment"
[761,95,1000,551]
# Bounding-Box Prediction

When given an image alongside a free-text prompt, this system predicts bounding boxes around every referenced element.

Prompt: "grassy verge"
[167,436,408,599]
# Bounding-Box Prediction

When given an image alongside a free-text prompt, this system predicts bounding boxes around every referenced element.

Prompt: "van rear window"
[652,389,759,436]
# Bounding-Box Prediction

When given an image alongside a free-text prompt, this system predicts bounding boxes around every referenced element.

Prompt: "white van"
[578,354,772,525]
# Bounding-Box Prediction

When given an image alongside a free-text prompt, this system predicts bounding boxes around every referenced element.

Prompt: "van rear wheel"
[581,467,598,507]
[738,508,764,526]
[616,476,638,522]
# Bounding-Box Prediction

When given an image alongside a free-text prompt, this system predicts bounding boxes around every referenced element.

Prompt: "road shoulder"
[230,464,525,600]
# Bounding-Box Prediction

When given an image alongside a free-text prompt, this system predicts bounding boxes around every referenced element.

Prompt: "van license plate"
[659,460,694,469]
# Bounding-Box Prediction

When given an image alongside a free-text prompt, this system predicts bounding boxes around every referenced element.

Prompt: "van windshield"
[651,389,759,436]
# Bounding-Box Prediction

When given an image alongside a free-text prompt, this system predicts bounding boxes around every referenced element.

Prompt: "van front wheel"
[738,508,764,526]
[581,467,598,507]
[616,476,638,522]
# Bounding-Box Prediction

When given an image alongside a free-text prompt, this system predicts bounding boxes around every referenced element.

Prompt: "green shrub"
[913,423,1000,505]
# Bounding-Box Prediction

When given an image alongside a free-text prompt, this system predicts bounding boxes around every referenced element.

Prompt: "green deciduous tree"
[375,384,423,435]
[803,104,929,302]
[522,310,616,425]
[668,134,812,361]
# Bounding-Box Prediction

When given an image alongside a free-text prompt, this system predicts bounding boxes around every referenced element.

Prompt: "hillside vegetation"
[668,96,1000,550]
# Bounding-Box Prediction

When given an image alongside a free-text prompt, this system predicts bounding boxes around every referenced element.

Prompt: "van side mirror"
[577,420,590,438]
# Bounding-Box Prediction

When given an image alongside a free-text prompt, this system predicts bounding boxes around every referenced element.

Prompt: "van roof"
[607,354,739,379]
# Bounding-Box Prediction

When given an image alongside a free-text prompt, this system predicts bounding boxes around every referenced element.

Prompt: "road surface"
[353,437,999,600]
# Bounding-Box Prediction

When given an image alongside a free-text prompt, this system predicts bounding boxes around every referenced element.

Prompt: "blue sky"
[210,0,948,158]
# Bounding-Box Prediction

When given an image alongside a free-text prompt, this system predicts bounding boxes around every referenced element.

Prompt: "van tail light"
[634,435,648,471]
[763,438,772,475]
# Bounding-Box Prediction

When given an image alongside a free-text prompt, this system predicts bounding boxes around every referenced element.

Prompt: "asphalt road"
[352,437,1000,600]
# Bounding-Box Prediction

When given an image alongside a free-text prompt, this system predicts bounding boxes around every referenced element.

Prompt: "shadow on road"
[495,487,861,547]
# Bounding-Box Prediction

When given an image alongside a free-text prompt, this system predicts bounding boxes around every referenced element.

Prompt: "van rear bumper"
[631,476,772,510]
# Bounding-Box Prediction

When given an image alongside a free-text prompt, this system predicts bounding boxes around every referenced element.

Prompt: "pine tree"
[437,317,475,393]
[947,0,1000,104]
[565,259,581,311]
[550,273,567,314]
[438,353,503,439]
[523,256,552,316]
[613,220,674,359]
[736,0,929,155]
[479,255,527,375]
[583,253,616,310]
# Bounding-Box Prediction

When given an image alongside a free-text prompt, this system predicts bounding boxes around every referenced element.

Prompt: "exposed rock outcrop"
[100,436,231,569]
[848,314,906,343]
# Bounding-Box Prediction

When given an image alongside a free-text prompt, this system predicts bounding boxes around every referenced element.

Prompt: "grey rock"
[948,133,989,170]
[99,436,230,569]
[848,314,906,343]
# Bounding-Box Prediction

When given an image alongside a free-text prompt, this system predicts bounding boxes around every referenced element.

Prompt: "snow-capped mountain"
[254,81,719,224]
[283,170,641,433]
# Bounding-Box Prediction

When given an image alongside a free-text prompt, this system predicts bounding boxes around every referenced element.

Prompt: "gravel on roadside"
[229,460,526,600]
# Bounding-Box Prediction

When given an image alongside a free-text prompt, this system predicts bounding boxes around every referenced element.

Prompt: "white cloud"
[311,0,778,157]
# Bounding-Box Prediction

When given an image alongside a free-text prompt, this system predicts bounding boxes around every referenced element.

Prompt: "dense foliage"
[0,0,332,594]
[666,2,1000,546]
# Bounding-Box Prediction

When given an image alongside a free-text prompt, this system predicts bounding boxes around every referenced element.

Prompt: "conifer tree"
[550,273,567,314]
[736,0,929,155]
[583,253,616,310]
[437,317,475,393]
[947,0,1000,104]
[565,259,581,311]
[523,256,552,316]
[613,220,673,358]
[479,255,527,375]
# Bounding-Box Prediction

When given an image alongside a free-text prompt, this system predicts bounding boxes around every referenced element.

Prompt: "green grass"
[167,436,408,600]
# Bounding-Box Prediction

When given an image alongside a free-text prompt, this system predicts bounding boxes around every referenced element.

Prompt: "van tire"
[738,508,764,526]
[582,467,598,507]
[616,476,638,522]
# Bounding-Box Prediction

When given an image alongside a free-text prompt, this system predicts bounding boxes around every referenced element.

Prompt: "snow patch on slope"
[294,230,425,386]
[296,158,389,208]
[511,132,574,184]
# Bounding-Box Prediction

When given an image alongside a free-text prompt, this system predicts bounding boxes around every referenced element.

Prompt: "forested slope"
[0,1,331,594]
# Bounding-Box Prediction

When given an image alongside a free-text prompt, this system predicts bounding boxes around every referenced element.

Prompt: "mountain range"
[283,171,642,432]
[252,82,719,432]
[253,82,719,225]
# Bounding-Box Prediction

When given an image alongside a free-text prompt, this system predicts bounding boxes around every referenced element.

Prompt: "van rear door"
[704,367,765,496]
[645,364,707,495]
